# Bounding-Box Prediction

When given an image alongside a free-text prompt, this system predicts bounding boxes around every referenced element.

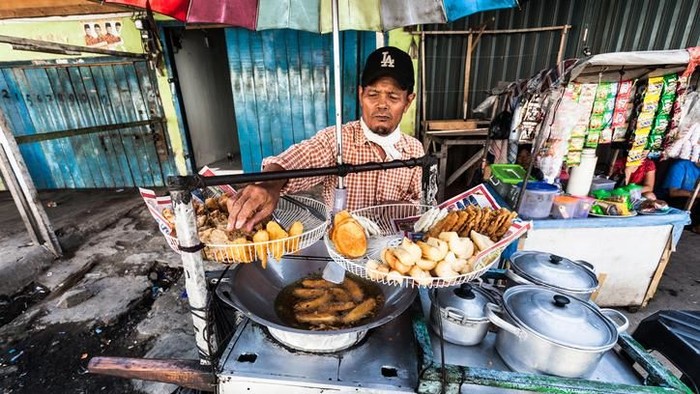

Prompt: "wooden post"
[420,31,428,143]
[642,236,674,307]
[462,33,473,120]
[0,111,61,257]
[556,25,570,67]
[171,190,215,365]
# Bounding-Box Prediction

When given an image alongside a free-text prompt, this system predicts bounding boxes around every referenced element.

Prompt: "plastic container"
[610,188,632,210]
[574,196,595,218]
[625,184,644,203]
[489,164,526,204]
[589,177,617,194]
[550,196,579,219]
[516,181,559,219]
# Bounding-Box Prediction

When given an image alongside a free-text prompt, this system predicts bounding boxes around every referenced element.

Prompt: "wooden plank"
[124,62,162,186]
[642,237,674,307]
[91,65,133,187]
[0,0,125,19]
[311,33,328,136]
[225,29,251,172]
[0,110,61,256]
[115,63,154,186]
[285,31,305,146]
[66,66,112,188]
[0,139,40,245]
[106,64,143,186]
[0,69,53,189]
[261,32,284,156]
[80,66,125,188]
[17,67,79,188]
[48,66,97,188]
[87,357,215,392]
[0,35,145,59]
[426,119,482,130]
[446,147,483,186]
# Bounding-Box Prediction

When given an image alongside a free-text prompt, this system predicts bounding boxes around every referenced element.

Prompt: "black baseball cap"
[361,46,414,93]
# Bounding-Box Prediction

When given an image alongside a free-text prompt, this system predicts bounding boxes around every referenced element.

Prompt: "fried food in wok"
[276,274,384,331]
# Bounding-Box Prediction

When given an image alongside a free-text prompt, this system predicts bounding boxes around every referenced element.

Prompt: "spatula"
[322,188,348,284]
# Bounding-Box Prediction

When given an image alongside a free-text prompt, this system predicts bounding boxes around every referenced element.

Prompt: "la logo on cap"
[380,51,395,68]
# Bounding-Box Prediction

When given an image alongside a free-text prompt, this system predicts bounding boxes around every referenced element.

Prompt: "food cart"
[88,156,692,393]
[490,48,699,308]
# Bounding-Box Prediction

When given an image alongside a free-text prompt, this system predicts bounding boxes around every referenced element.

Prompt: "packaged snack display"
[646,73,678,155]
[627,77,664,167]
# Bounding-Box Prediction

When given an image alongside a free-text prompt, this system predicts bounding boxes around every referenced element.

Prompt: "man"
[663,158,700,232]
[83,24,98,46]
[104,23,121,44]
[227,46,423,232]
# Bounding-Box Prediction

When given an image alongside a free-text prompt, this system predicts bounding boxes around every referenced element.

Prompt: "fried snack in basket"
[286,221,304,253]
[267,221,289,260]
[252,230,270,268]
[330,210,367,258]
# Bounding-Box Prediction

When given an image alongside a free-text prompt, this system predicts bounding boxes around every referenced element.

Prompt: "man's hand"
[227,182,282,232]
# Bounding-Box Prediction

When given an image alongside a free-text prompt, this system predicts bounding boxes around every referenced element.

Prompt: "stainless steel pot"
[485,285,628,378]
[429,283,497,346]
[215,247,417,353]
[506,251,599,300]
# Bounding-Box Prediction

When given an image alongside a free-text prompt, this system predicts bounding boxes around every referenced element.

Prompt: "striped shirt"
[263,120,424,211]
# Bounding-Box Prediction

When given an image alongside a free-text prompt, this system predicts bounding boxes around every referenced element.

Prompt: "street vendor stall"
[485,48,699,308]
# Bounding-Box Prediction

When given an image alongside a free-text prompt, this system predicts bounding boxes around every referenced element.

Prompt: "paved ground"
[0,189,697,393]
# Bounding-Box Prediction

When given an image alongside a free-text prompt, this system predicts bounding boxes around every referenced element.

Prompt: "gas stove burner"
[218,311,419,392]
[260,323,373,354]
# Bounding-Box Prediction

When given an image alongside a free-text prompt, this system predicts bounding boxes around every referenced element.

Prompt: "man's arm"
[226,163,287,232]
[669,188,692,198]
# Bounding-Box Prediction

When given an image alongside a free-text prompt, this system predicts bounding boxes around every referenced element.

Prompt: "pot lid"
[503,285,616,349]
[509,251,598,292]
[432,283,494,320]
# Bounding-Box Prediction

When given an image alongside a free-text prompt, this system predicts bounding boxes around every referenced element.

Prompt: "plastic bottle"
[567,149,598,196]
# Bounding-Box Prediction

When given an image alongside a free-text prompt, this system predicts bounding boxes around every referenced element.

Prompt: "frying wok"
[215,242,417,352]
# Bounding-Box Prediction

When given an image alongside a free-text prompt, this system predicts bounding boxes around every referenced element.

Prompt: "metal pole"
[169,156,435,189]
[409,25,572,36]
[420,31,427,140]
[331,0,345,191]
[170,189,215,365]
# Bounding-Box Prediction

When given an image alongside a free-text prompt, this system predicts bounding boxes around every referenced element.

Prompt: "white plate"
[589,211,638,218]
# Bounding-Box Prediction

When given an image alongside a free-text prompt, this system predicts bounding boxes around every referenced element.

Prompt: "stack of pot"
[488,251,629,378]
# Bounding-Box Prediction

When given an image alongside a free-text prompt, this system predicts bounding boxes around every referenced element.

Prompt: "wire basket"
[168,196,330,264]
[324,203,505,288]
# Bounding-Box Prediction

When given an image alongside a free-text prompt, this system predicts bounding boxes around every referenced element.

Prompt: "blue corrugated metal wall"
[0,58,174,189]
[225,28,375,172]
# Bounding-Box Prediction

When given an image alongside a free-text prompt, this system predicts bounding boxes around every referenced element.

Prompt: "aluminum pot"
[429,283,497,346]
[485,285,628,378]
[215,245,417,353]
[506,251,599,300]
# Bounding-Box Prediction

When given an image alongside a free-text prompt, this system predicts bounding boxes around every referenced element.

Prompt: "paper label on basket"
[440,184,501,210]
[139,167,239,254]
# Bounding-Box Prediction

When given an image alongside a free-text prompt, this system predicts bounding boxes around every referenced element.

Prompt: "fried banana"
[302,278,336,289]
[342,278,364,303]
[295,311,339,325]
[341,297,377,324]
[292,287,327,299]
[329,287,352,302]
[294,292,331,311]
[252,229,269,268]
[318,301,357,313]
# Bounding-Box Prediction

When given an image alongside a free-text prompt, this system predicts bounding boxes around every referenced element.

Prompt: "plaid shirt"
[263,120,424,211]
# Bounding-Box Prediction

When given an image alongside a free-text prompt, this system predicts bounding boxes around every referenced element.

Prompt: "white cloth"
[360,118,402,160]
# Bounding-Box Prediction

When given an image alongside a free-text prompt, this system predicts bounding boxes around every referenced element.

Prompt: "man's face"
[359,76,415,136]
[95,26,102,35]
[106,26,113,34]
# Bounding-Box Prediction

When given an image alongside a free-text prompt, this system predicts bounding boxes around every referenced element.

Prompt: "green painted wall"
[388,29,418,137]
[0,14,187,176]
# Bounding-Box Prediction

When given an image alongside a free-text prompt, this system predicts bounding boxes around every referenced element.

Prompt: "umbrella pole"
[331,0,347,212]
